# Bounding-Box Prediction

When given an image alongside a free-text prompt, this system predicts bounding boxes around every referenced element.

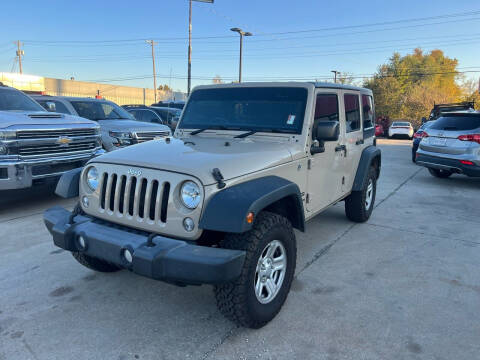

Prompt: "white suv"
[44,82,381,328]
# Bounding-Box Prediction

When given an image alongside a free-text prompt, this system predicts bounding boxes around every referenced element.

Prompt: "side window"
[362,95,374,129]
[314,94,339,122]
[128,110,138,120]
[344,94,361,133]
[145,110,161,123]
[38,100,70,114]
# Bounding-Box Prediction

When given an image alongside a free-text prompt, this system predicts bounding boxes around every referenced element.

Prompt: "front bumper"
[43,207,246,285]
[416,153,480,177]
[0,150,103,190]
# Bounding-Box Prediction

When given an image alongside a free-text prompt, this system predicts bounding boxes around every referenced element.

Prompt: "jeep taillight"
[457,134,480,144]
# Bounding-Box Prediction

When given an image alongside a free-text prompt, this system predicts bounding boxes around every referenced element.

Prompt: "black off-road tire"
[72,252,121,272]
[214,211,296,329]
[345,166,377,223]
[428,168,453,178]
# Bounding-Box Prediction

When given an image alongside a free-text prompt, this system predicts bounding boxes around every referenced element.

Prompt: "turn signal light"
[457,134,480,144]
[246,212,254,224]
[420,131,429,138]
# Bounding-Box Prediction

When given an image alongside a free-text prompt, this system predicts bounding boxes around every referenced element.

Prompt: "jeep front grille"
[134,131,170,143]
[99,172,171,223]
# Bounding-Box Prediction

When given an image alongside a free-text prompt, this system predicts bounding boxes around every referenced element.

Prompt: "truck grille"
[17,128,97,139]
[134,131,170,143]
[19,142,97,156]
[99,172,171,223]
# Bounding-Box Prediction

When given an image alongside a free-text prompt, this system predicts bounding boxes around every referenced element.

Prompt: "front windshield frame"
[0,88,46,112]
[179,86,309,134]
[70,100,135,121]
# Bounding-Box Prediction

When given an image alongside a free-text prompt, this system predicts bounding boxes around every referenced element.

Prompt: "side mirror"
[315,121,339,142]
[311,121,339,155]
[45,101,56,112]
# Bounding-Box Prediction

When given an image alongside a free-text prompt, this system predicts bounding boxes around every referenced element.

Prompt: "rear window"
[430,115,480,131]
[393,122,410,126]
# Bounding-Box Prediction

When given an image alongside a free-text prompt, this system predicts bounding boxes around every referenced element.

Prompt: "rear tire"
[428,168,453,178]
[345,166,377,223]
[72,252,121,272]
[214,212,296,329]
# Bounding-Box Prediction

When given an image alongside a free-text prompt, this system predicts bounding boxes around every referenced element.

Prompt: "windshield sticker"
[287,115,296,125]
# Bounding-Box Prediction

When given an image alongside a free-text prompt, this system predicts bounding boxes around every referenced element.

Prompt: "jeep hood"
[0,111,95,128]
[93,136,295,185]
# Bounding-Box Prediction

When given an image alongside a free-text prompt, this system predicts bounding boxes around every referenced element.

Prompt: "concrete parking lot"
[1,139,479,360]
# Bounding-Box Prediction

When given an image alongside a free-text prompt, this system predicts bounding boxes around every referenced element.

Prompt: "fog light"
[0,145,7,155]
[183,217,195,232]
[81,196,89,208]
[77,236,86,250]
[122,248,133,264]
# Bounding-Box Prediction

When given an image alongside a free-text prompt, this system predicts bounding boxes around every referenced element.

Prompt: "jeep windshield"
[180,87,308,134]
[0,88,45,112]
[71,101,135,121]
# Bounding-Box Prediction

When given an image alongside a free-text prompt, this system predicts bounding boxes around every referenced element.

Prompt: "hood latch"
[212,168,226,189]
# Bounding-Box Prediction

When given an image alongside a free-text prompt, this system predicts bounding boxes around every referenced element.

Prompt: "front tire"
[345,166,377,223]
[428,168,453,178]
[72,252,121,272]
[214,212,296,329]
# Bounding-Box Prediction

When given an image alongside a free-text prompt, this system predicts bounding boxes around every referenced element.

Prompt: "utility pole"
[187,0,214,95]
[16,41,24,74]
[146,40,158,103]
[331,70,340,83]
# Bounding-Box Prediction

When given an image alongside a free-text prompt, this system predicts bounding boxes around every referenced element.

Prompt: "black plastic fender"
[199,176,305,233]
[55,168,82,198]
[352,146,381,191]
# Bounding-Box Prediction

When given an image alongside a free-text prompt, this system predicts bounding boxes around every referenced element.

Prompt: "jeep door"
[341,92,364,190]
[306,90,346,213]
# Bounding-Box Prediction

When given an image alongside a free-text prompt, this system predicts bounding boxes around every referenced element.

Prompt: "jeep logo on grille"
[127,168,142,177]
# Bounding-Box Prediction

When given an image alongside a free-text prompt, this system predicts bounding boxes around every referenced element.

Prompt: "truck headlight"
[109,131,133,146]
[180,181,201,209]
[86,166,99,191]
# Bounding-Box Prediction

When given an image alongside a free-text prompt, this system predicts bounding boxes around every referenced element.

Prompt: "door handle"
[356,139,364,145]
[335,145,346,152]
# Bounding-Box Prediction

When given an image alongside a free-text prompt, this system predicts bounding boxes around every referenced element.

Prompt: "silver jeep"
[44,82,381,328]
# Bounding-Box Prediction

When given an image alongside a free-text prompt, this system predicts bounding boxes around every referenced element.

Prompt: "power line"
[20,9,480,44]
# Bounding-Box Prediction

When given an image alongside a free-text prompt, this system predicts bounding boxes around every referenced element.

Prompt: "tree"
[212,75,224,84]
[364,49,462,127]
[158,84,172,92]
[337,72,355,85]
[460,78,480,109]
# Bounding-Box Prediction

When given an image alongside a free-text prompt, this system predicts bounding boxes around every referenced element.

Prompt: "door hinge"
[307,159,312,170]
[306,193,310,204]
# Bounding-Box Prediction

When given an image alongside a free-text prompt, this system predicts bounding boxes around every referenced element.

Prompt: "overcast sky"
[1,0,479,92]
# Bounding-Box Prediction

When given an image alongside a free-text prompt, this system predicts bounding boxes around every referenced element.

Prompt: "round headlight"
[86,167,99,191]
[180,181,201,209]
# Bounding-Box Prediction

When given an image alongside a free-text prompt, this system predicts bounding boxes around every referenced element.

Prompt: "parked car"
[44,82,381,329]
[32,95,171,151]
[375,124,384,137]
[150,100,185,110]
[416,111,480,178]
[412,121,434,162]
[428,101,475,122]
[0,83,102,191]
[388,121,414,139]
[122,105,181,131]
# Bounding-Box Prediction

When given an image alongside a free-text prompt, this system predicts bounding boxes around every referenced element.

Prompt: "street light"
[230,28,252,83]
[331,70,340,83]
[187,0,214,95]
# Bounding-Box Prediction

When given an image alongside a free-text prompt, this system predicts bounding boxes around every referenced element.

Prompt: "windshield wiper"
[189,125,236,135]
[235,130,257,138]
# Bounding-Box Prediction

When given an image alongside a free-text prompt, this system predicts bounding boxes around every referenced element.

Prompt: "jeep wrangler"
[44,82,381,328]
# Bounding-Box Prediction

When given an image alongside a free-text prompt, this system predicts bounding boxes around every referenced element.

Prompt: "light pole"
[187,0,214,95]
[230,28,252,83]
[331,70,340,83]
